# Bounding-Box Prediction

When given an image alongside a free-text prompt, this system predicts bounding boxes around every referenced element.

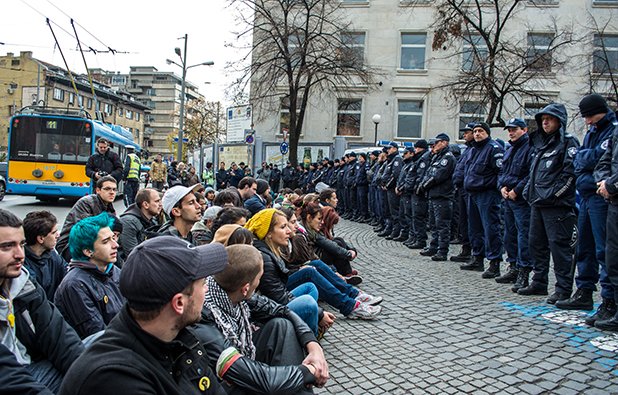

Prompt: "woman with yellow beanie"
[245,209,321,335]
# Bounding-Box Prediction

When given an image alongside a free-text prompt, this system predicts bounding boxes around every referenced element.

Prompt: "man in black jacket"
[119,188,163,258]
[85,138,123,184]
[406,140,430,248]
[59,236,229,395]
[519,103,580,304]
[394,148,415,242]
[217,161,230,190]
[0,209,84,394]
[378,143,403,238]
[195,244,328,394]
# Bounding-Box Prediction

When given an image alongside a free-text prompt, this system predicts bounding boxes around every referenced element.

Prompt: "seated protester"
[56,175,118,261]
[110,217,126,268]
[196,192,208,215]
[281,207,381,320]
[214,188,243,208]
[0,209,84,394]
[213,224,255,246]
[193,206,223,246]
[245,209,323,336]
[244,179,270,218]
[59,237,228,395]
[319,206,361,282]
[159,184,203,243]
[210,207,251,238]
[22,210,68,301]
[54,213,124,339]
[118,188,163,258]
[318,188,338,209]
[194,244,329,394]
[205,187,216,208]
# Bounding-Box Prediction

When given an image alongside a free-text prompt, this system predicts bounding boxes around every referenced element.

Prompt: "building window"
[524,102,546,133]
[136,112,141,121]
[104,103,113,116]
[459,101,486,139]
[118,107,123,117]
[68,93,74,105]
[146,88,156,96]
[397,100,423,138]
[126,110,133,120]
[111,75,126,85]
[527,33,554,72]
[340,32,365,65]
[593,34,618,74]
[53,88,64,101]
[288,33,305,67]
[400,33,426,70]
[87,98,93,109]
[78,95,83,107]
[280,97,302,134]
[337,99,362,136]
[462,34,488,71]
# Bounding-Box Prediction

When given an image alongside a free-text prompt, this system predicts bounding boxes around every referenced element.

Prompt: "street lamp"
[166,33,214,161]
[372,114,381,145]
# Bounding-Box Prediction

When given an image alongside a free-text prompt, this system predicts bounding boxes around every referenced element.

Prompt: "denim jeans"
[503,199,532,268]
[468,190,504,260]
[287,283,319,335]
[287,260,358,316]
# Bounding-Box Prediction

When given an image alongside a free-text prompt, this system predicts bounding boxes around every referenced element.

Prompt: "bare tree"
[427,0,574,127]
[585,10,618,107]
[227,0,378,166]
[184,99,225,173]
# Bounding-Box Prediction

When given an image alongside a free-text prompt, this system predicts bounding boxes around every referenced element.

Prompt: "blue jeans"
[468,190,503,260]
[503,199,532,268]
[575,195,612,298]
[287,283,319,335]
[287,260,359,316]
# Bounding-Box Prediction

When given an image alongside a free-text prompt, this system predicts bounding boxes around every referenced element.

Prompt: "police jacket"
[54,260,124,339]
[194,295,316,394]
[344,159,357,188]
[463,137,504,193]
[524,103,580,208]
[498,133,532,201]
[420,147,457,199]
[253,240,294,306]
[404,151,427,194]
[575,111,616,198]
[337,163,347,188]
[1,270,83,394]
[413,151,432,196]
[311,168,325,185]
[329,167,339,188]
[216,168,230,189]
[595,127,618,205]
[270,168,282,183]
[282,166,296,184]
[381,153,403,190]
[58,304,225,395]
[453,141,474,188]
[355,160,369,187]
[85,150,123,182]
[119,203,160,257]
[396,157,414,193]
[23,246,67,301]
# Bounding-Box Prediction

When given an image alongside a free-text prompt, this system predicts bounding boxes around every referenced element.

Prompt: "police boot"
[385,230,398,240]
[511,267,531,293]
[377,227,392,237]
[495,263,518,284]
[586,298,617,327]
[408,241,426,249]
[460,256,484,271]
[517,281,548,296]
[369,218,380,227]
[394,231,409,242]
[403,234,416,246]
[419,247,437,256]
[450,245,472,262]
[595,309,618,332]
[555,288,594,311]
[481,259,501,279]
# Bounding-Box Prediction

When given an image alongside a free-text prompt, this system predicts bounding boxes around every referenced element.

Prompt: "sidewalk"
[315,220,618,394]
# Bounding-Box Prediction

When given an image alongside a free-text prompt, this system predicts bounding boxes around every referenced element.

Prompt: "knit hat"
[473,122,491,135]
[203,205,222,221]
[415,139,429,150]
[256,179,270,195]
[213,224,242,246]
[579,94,609,117]
[245,208,278,240]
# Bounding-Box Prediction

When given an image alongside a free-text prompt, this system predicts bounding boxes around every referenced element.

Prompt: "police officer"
[337,156,348,215]
[497,118,533,291]
[372,151,388,230]
[343,153,358,219]
[394,147,415,242]
[123,146,141,207]
[451,123,475,262]
[459,122,505,278]
[406,140,430,249]
[374,149,390,234]
[378,143,403,238]
[367,151,381,225]
[354,153,370,222]
[418,133,457,261]
[519,103,580,304]
[282,161,297,189]
[557,94,615,312]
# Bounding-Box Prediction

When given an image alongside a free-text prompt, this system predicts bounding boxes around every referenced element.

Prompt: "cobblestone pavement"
[315,219,618,394]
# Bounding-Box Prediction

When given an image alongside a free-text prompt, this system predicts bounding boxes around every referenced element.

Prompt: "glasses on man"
[101,187,117,192]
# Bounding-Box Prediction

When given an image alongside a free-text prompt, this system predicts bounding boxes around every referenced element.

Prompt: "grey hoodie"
[0,269,34,365]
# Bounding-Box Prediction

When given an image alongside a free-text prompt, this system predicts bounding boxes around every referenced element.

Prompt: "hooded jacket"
[524,103,580,208]
[119,203,159,257]
[595,126,618,205]
[54,260,124,339]
[23,246,67,301]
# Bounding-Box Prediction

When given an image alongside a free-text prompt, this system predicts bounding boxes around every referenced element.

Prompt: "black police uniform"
[355,159,370,220]
[410,150,431,247]
[396,155,415,241]
[381,152,403,237]
[344,158,358,218]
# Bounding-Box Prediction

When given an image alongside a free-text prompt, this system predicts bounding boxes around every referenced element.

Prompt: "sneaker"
[347,302,382,320]
[344,274,363,286]
[355,292,383,306]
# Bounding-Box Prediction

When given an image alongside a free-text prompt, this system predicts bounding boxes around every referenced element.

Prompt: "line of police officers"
[327,94,618,331]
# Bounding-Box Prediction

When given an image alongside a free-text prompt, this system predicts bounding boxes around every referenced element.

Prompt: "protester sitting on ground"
[303,193,320,206]
[319,205,361,282]
[214,188,243,208]
[280,207,381,320]
[110,216,126,268]
[210,207,251,237]
[318,189,338,208]
[58,237,228,395]
[118,188,163,258]
[245,209,323,336]
[196,192,208,215]
[159,184,203,242]
[245,179,270,217]
[194,244,329,394]
[56,175,118,261]
[0,209,84,394]
[238,177,258,202]
[54,213,124,339]
[193,206,223,246]
[205,187,216,208]
[213,224,255,246]
[22,210,67,301]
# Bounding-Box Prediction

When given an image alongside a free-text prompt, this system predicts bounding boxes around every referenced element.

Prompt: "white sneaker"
[347,302,382,320]
[355,292,383,306]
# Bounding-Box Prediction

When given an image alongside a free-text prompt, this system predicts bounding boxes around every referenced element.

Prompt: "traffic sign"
[280,142,289,155]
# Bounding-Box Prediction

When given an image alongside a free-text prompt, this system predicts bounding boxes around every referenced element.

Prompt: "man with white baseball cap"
[159,184,203,243]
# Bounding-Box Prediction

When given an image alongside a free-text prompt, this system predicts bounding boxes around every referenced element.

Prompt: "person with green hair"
[54,212,124,339]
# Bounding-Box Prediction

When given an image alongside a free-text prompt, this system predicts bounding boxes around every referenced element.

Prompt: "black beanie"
[256,179,269,195]
[579,94,609,117]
